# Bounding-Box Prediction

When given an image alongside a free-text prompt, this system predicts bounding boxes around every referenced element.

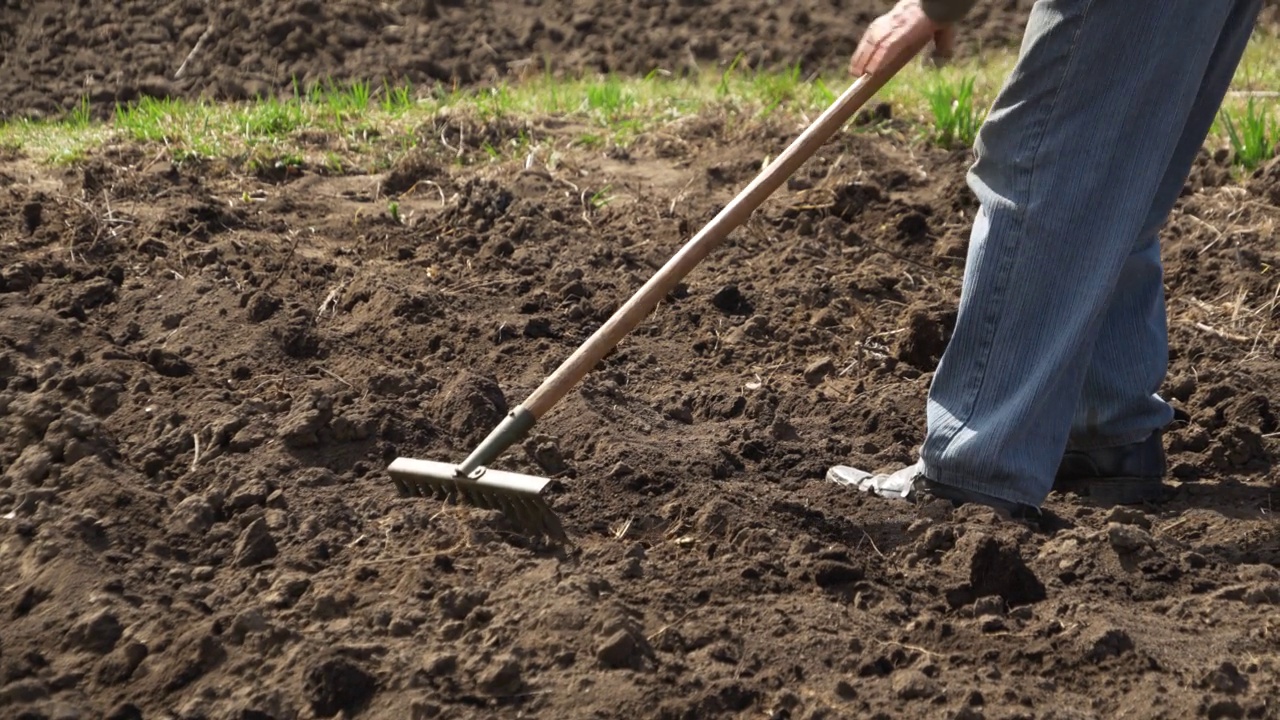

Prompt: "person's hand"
[850,0,954,77]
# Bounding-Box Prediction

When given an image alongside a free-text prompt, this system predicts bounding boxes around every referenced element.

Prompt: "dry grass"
[1170,186,1280,357]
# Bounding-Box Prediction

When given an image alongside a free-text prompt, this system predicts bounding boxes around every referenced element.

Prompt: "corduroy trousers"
[918,0,1262,505]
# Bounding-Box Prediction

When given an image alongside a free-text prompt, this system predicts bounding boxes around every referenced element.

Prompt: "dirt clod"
[803,357,835,387]
[964,535,1046,607]
[894,309,948,370]
[1086,628,1135,663]
[711,285,752,315]
[169,495,216,535]
[1107,522,1155,554]
[433,373,508,446]
[304,655,377,717]
[64,608,124,654]
[145,348,192,378]
[96,641,148,685]
[892,669,940,700]
[245,292,283,323]
[597,629,639,669]
[6,446,52,485]
[812,560,864,588]
[233,518,278,567]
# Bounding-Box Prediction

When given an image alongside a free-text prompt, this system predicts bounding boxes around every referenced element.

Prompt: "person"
[827,0,1263,515]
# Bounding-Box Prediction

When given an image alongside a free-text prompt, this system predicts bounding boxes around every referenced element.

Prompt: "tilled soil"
[1,101,1278,719]
[0,0,1051,119]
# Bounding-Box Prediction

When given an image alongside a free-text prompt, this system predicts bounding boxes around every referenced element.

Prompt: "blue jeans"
[919,0,1261,506]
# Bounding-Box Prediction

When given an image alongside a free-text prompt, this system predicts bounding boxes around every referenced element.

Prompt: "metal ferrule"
[455,406,537,478]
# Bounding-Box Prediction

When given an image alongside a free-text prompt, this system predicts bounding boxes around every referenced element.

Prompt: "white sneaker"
[825,462,922,500]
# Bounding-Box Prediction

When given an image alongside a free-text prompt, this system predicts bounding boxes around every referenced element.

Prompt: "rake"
[388,54,924,541]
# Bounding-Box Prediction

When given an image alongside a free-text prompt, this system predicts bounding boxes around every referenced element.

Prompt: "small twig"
[611,518,633,540]
[1177,212,1227,257]
[1193,322,1251,343]
[647,609,698,642]
[872,639,939,658]
[422,180,447,205]
[668,174,698,216]
[175,23,215,80]
[445,278,507,295]
[355,552,438,566]
[316,284,345,319]
[191,434,201,471]
[318,367,354,389]
[859,529,886,560]
[619,239,651,253]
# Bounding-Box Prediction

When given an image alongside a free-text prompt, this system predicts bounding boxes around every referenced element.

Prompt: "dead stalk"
[1194,322,1252,343]
[611,518,634,540]
[175,22,215,79]
[859,529,887,560]
[872,638,940,658]
[318,367,355,389]
[646,609,698,643]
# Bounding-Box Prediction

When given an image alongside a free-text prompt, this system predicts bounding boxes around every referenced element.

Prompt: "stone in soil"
[233,518,278,567]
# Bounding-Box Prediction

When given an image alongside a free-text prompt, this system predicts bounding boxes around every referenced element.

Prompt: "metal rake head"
[388,457,566,541]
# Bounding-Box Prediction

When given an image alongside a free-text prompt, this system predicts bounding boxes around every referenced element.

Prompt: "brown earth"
[6,0,1280,122]
[2,1,1280,718]
[2,0,1041,120]
[1,98,1279,719]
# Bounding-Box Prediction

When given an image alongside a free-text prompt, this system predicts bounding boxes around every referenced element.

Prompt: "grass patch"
[922,75,984,149]
[0,30,1277,170]
[1221,97,1277,169]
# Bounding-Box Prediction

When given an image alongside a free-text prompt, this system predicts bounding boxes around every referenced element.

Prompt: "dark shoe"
[1053,432,1167,505]
[916,477,1040,519]
[826,463,1039,518]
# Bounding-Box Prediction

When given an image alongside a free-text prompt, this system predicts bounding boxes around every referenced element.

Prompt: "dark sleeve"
[920,0,977,23]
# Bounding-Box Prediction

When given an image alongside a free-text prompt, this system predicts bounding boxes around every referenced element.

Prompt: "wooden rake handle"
[522,58,919,419]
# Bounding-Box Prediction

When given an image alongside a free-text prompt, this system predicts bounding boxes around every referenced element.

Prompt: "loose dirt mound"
[0,0,1048,119]
[1,110,1278,717]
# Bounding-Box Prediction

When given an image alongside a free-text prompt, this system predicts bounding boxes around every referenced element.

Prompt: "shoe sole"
[1053,476,1166,505]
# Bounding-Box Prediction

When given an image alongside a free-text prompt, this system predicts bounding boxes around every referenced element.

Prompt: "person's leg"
[916,0,1259,507]
[1068,0,1261,450]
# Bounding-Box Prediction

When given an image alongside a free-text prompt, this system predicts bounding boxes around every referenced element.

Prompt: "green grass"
[922,75,984,149]
[1,31,1278,170]
[1221,97,1277,170]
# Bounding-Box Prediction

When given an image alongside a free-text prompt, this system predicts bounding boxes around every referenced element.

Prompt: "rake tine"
[522,499,558,538]
[509,493,551,538]
[462,483,488,510]
[524,497,555,535]
[495,492,526,522]
[506,498,543,537]
[387,458,564,540]
[475,486,501,512]
[503,495,538,529]
[531,499,567,542]
[422,480,439,500]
